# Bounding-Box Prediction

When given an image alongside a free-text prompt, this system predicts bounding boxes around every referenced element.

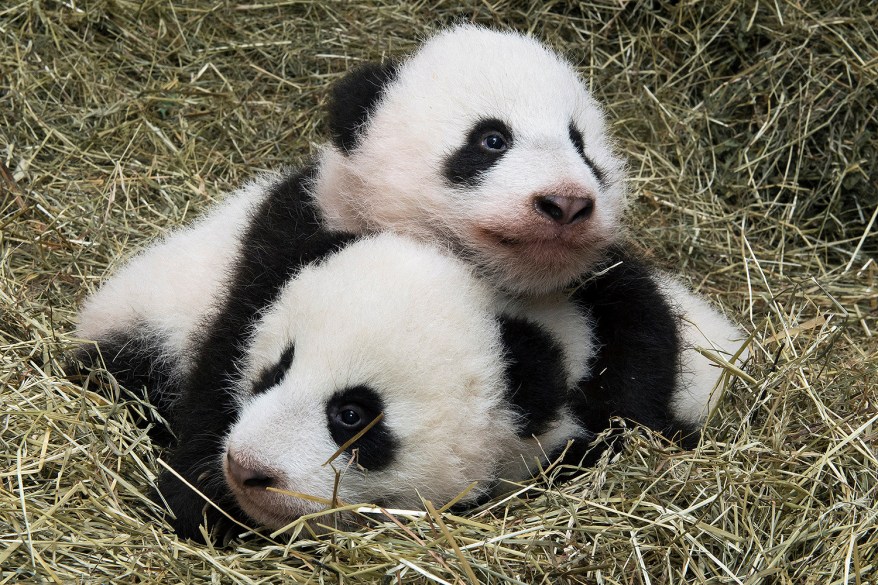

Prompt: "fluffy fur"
[316,25,626,294]
[76,174,277,411]
[658,275,746,427]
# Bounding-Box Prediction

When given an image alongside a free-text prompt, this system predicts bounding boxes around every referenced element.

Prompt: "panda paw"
[153,453,239,543]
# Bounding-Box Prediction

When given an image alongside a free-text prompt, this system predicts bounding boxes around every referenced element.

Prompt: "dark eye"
[481,132,508,151]
[325,385,397,470]
[335,404,367,429]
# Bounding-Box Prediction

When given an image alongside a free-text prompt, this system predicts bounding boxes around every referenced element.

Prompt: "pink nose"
[534,195,594,225]
[226,452,274,489]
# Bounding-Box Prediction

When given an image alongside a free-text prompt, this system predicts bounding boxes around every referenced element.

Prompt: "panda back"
[75,173,277,407]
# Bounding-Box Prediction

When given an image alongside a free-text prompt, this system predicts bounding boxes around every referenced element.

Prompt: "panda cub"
[219,232,592,533]
[314,24,748,445]
[78,169,592,540]
[317,25,625,295]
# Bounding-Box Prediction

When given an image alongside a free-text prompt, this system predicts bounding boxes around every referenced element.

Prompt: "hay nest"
[2,1,875,583]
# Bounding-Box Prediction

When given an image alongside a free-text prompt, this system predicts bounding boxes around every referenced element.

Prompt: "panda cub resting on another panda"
[318,25,747,447]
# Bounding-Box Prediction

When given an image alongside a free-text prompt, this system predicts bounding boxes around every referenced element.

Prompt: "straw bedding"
[2,1,875,583]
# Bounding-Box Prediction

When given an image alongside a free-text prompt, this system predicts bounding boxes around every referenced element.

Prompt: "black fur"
[251,344,295,396]
[327,61,399,153]
[566,243,686,458]
[568,123,607,187]
[326,385,398,470]
[155,166,357,542]
[444,118,513,186]
[449,484,496,513]
[547,428,608,471]
[497,315,568,437]
[75,328,178,445]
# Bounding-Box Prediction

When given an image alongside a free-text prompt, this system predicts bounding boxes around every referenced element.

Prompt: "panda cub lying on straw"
[218,232,592,535]
[79,177,592,539]
[77,25,746,540]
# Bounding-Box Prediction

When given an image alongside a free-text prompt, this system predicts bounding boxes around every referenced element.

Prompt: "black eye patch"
[568,122,607,187]
[326,385,398,470]
[251,344,295,395]
[444,118,513,187]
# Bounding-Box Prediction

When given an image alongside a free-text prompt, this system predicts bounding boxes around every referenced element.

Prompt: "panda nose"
[226,452,275,489]
[534,195,594,225]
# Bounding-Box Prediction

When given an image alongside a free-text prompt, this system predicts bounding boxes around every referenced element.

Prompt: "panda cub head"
[316,25,626,294]
[222,233,591,531]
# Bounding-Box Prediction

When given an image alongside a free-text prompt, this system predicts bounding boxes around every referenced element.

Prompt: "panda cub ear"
[327,60,398,154]
[497,315,570,438]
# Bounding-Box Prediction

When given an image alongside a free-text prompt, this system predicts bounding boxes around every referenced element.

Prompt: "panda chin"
[468,226,613,294]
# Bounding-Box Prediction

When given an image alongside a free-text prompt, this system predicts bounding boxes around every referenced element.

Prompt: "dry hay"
[2,1,876,583]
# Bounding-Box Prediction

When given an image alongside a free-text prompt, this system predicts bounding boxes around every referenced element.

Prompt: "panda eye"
[334,403,367,429]
[480,132,508,152]
[325,385,397,469]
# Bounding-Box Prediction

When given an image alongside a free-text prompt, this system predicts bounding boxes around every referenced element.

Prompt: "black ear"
[497,315,569,437]
[327,60,398,154]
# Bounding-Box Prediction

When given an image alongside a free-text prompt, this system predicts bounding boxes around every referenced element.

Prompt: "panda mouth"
[225,476,329,529]
[482,228,582,250]
[233,490,325,529]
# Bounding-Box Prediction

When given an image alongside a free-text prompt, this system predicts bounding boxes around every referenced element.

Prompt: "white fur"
[315,25,627,294]
[656,275,749,426]
[76,173,278,384]
[223,233,589,529]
